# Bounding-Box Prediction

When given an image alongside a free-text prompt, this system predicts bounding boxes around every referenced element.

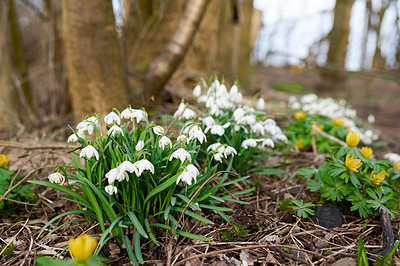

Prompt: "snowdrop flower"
[384,153,400,165]
[273,134,288,143]
[207,143,225,153]
[106,168,119,183]
[233,108,245,122]
[197,95,207,103]
[131,109,146,123]
[188,129,207,144]
[193,85,201,97]
[121,107,132,119]
[174,103,196,120]
[159,136,172,150]
[67,132,83,143]
[262,138,274,148]
[76,116,99,135]
[239,115,256,125]
[105,185,117,195]
[224,146,237,158]
[177,135,187,143]
[80,145,99,160]
[241,139,257,149]
[133,159,155,176]
[230,84,239,96]
[104,111,120,125]
[176,171,194,186]
[213,153,224,163]
[48,173,65,185]
[186,164,200,178]
[257,98,265,110]
[202,116,215,128]
[251,123,265,135]
[205,125,225,136]
[136,140,144,151]
[153,126,164,136]
[108,125,124,137]
[170,148,191,164]
[368,114,375,124]
[118,161,136,174]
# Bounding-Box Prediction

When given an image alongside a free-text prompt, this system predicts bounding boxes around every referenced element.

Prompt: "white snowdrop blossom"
[118,161,136,174]
[177,135,187,143]
[108,125,124,137]
[104,111,121,125]
[257,98,265,110]
[48,173,65,185]
[67,132,83,143]
[262,138,274,148]
[174,103,197,120]
[136,140,144,151]
[224,146,237,158]
[133,159,155,176]
[80,145,99,160]
[213,153,224,163]
[153,126,164,136]
[177,164,200,186]
[131,109,146,123]
[241,139,257,149]
[207,143,225,153]
[193,85,201,98]
[105,185,118,195]
[368,114,375,124]
[186,164,200,179]
[170,148,191,164]
[202,116,215,128]
[233,108,245,121]
[273,134,288,143]
[76,116,99,135]
[205,125,225,136]
[251,122,265,136]
[188,129,207,144]
[384,153,400,165]
[106,168,120,183]
[159,136,172,150]
[121,107,133,119]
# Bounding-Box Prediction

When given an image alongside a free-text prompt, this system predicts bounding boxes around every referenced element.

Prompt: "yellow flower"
[295,111,307,120]
[346,131,360,148]
[295,139,305,150]
[360,147,373,159]
[394,160,400,170]
[0,154,10,168]
[332,117,345,127]
[69,234,97,264]
[345,154,363,173]
[370,171,386,185]
[311,122,324,135]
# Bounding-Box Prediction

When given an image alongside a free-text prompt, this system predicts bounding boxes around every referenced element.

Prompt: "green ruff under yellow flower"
[345,154,363,173]
[69,234,97,264]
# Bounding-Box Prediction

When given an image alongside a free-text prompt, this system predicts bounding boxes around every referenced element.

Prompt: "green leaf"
[144,174,178,205]
[123,235,138,265]
[144,218,159,246]
[172,207,214,224]
[357,236,369,266]
[198,204,232,212]
[375,238,400,266]
[296,167,317,179]
[133,230,144,264]
[126,211,148,238]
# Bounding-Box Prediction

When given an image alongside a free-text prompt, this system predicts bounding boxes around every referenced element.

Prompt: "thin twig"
[0,141,76,150]
[0,219,29,256]
[311,126,346,146]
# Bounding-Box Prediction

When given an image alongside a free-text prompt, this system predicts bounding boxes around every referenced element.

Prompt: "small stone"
[311,203,343,229]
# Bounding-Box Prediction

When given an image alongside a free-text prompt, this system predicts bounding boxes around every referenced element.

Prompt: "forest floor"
[0,66,400,265]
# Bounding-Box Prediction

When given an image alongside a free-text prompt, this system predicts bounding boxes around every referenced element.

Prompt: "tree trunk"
[320,0,354,85]
[61,0,128,122]
[142,0,210,103]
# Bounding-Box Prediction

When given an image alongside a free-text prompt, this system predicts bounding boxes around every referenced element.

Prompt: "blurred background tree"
[0,0,399,130]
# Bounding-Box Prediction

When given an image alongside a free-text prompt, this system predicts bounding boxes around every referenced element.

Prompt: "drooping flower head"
[105,185,118,195]
[104,111,121,125]
[108,125,124,137]
[360,147,373,159]
[370,170,386,185]
[48,172,65,185]
[346,132,360,148]
[80,145,99,160]
[257,97,265,110]
[241,139,257,149]
[136,140,144,151]
[153,126,165,136]
[193,85,201,98]
[177,164,200,186]
[69,234,98,264]
[170,148,191,164]
[159,136,172,150]
[345,154,363,173]
[332,117,345,127]
[133,159,155,176]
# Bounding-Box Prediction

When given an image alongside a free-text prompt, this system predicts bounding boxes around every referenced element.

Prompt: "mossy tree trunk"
[61,0,128,122]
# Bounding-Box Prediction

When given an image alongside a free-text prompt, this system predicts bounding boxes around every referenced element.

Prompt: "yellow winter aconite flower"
[332,117,345,127]
[311,122,324,135]
[346,131,360,148]
[295,111,307,120]
[295,139,305,151]
[360,147,373,159]
[0,154,10,168]
[394,160,400,170]
[69,234,98,264]
[345,154,363,173]
[370,171,386,185]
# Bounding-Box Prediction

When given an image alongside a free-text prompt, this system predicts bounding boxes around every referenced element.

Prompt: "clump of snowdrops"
[297,132,400,219]
[173,77,288,177]
[288,94,378,151]
[31,107,248,264]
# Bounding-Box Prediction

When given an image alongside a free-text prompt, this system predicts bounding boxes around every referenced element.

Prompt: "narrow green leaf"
[123,235,138,266]
[133,230,144,264]
[144,218,159,246]
[172,207,213,224]
[126,211,148,238]
[198,204,232,212]
[144,174,178,205]
[176,230,212,241]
